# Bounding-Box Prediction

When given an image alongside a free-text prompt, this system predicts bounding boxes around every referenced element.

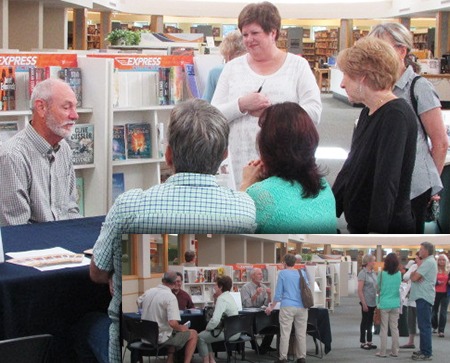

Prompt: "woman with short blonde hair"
[432,254,450,337]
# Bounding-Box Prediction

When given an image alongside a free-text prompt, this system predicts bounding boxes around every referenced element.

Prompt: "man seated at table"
[173,272,195,310]
[137,271,198,363]
[0,78,81,226]
[240,268,276,354]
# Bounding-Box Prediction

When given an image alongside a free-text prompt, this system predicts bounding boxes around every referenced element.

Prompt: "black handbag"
[299,269,314,309]
[204,306,226,337]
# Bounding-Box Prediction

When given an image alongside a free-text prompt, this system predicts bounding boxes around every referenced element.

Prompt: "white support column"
[0,0,8,49]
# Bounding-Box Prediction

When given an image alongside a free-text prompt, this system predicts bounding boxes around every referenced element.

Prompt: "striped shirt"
[0,123,81,226]
[93,172,256,362]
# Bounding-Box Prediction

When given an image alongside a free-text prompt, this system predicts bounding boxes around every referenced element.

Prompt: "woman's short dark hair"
[384,252,399,275]
[257,102,325,198]
[283,253,296,267]
[217,275,233,292]
[238,1,281,41]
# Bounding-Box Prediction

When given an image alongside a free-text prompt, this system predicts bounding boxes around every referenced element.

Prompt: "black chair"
[223,314,259,363]
[306,309,323,359]
[0,334,52,363]
[122,315,167,363]
[254,310,280,355]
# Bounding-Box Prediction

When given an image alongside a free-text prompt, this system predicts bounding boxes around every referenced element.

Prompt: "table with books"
[0,216,111,362]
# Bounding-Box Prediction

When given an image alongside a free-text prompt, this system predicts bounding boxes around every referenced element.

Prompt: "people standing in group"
[369,23,448,234]
[240,268,275,354]
[332,36,417,233]
[375,252,402,358]
[240,102,336,233]
[212,1,321,189]
[137,271,198,363]
[265,253,309,363]
[197,276,239,363]
[0,78,81,226]
[357,254,378,351]
[432,254,450,337]
[202,30,247,102]
[173,272,195,310]
[409,241,438,361]
[400,252,422,350]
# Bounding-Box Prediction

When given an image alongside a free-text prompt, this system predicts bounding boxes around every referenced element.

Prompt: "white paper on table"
[6,247,90,271]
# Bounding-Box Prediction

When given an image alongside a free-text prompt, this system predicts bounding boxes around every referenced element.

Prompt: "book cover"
[76,177,85,216]
[203,285,213,302]
[67,124,94,165]
[0,66,16,111]
[158,67,171,105]
[112,125,126,160]
[184,63,200,99]
[169,66,183,104]
[28,67,47,98]
[126,123,151,159]
[59,67,82,107]
[45,66,62,79]
[0,121,18,147]
[112,173,125,203]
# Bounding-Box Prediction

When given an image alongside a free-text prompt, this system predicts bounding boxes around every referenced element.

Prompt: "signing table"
[0,216,111,362]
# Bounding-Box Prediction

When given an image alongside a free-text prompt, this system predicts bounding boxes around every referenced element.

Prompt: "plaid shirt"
[0,124,80,226]
[93,172,256,362]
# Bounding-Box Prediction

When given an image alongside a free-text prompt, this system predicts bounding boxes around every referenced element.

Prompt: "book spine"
[158,67,170,105]
[169,66,183,105]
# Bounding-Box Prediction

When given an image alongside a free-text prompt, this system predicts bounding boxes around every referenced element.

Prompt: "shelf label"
[0,53,77,72]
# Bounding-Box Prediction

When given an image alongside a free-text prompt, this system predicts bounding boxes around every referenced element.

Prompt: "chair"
[254,310,280,354]
[306,309,324,359]
[0,334,52,363]
[122,315,167,363]
[223,314,259,363]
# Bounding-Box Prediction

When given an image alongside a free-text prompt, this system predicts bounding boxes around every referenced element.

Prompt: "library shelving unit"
[314,29,339,64]
[302,41,316,68]
[0,53,110,217]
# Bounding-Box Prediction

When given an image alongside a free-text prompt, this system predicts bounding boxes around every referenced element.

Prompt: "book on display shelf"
[169,66,184,104]
[126,123,151,159]
[112,173,125,203]
[158,67,171,105]
[112,125,126,161]
[184,63,200,99]
[67,124,94,165]
[58,67,82,107]
[0,121,18,147]
[0,66,16,111]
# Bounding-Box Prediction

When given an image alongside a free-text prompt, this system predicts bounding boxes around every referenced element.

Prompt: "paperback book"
[184,63,200,99]
[112,125,126,160]
[58,67,82,107]
[126,123,151,159]
[0,66,16,111]
[158,67,171,105]
[112,173,125,203]
[67,124,94,165]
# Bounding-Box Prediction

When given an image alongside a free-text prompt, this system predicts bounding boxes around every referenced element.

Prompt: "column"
[73,8,87,50]
[43,7,67,49]
[0,0,7,49]
[150,15,164,33]
[399,17,411,29]
[435,11,449,58]
[324,244,332,255]
[339,19,353,50]
[376,245,383,264]
[99,11,112,49]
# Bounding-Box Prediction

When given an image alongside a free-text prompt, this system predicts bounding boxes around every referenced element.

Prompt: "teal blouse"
[246,176,336,233]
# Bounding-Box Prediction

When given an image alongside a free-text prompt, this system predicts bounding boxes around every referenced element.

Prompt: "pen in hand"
[257,80,265,93]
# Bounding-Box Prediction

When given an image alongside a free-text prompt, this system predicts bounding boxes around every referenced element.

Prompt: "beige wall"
[9,1,42,51]
[43,7,67,50]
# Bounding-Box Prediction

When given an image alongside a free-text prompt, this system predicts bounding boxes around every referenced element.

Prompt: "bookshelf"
[302,41,316,68]
[314,29,339,65]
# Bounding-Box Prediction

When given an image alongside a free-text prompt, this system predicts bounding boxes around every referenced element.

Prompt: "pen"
[257,80,265,93]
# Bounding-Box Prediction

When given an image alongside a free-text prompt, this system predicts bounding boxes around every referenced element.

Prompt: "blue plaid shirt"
[93,172,256,362]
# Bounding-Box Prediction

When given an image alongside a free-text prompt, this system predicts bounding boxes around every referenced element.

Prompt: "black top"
[333,98,417,233]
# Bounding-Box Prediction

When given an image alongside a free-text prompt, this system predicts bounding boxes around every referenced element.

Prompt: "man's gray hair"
[421,241,435,257]
[162,271,178,284]
[30,78,69,111]
[168,99,229,174]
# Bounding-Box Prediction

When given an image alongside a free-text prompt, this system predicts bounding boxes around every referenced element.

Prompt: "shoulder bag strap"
[410,75,428,137]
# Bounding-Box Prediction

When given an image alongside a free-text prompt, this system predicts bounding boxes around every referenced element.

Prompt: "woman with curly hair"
[376,252,402,358]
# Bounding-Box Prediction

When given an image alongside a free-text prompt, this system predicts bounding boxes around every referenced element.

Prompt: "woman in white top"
[212,1,321,189]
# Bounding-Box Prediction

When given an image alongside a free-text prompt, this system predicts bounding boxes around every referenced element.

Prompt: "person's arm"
[169,319,190,332]
[295,57,322,125]
[67,165,82,218]
[358,279,368,311]
[420,107,449,175]
[240,284,253,308]
[0,152,32,226]
[368,108,416,233]
[205,297,226,330]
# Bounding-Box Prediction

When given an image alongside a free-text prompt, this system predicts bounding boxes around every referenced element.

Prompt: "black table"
[0,216,111,362]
